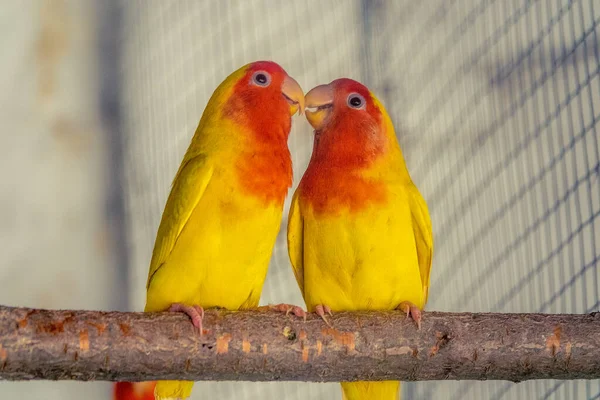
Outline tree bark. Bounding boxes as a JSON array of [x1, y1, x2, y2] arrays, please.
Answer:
[[0, 305, 599, 382]]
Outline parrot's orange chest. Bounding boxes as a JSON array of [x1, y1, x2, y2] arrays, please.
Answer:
[[222, 101, 293, 206], [299, 118, 391, 215], [298, 163, 388, 215], [235, 140, 292, 206]]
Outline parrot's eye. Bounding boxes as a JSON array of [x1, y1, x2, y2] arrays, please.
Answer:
[[347, 93, 366, 110], [252, 71, 271, 87]]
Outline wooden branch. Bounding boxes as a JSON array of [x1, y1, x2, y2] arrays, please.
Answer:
[[1, 305, 599, 383]]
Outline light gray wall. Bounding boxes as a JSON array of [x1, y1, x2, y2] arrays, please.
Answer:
[[0, 1, 120, 399]]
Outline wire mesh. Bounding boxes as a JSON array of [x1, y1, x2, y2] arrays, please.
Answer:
[[119, 1, 600, 399]]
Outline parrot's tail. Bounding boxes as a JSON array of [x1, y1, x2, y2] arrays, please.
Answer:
[[153, 380, 194, 400], [341, 381, 400, 400], [113, 382, 156, 400]]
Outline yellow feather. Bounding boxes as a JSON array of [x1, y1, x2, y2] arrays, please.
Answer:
[[406, 183, 433, 305], [292, 180, 427, 313], [342, 381, 401, 400], [287, 189, 305, 299]]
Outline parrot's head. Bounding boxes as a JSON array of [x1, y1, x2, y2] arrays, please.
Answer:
[[219, 61, 304, 141], [304, 78, 395, 166]]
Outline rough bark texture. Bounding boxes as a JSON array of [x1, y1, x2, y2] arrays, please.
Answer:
[[1, 305, 599, 382]]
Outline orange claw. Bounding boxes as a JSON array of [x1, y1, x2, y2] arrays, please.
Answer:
[[397, 301, 422, 330], [314, 304, 333, 327]]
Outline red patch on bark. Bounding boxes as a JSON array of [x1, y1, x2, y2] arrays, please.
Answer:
[[119, 323, 131, 336], [217, 333, 233, 354], [36, 320, 64, 335], [86, 321, 106, 335], [79, 329, 89, 352]]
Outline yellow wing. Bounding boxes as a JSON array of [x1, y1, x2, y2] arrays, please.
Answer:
[[407, 183, 433, 305], [146, 155, 213, 288], [286, 189, 305, 299]]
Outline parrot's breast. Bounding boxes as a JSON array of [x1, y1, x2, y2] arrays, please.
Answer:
[[299, 187, 424, 312], [145, 166, 286, 312], [236, 144, 292, 206], [298, 165, 388, 215]]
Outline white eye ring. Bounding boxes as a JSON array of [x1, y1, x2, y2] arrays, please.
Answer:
[[347, 93, 366, 109], [251, 71, 272, 87]]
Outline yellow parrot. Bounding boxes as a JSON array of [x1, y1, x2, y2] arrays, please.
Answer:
[[287, 78, 433, 400], [144, 61, 304, 400]]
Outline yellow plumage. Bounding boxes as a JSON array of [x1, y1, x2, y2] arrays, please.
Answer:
[[144, 61, 303, 400], [288, 79, 433, 400], [288, 178, 430, 312], [145, 152, 284, 312]]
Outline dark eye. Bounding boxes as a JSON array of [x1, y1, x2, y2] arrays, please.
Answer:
[[347, 93, 366, 109], [252, 71, 271, 87]]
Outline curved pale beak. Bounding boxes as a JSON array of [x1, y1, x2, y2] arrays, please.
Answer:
[[305, 84, 334, 130], [282, 75, 305, 116]]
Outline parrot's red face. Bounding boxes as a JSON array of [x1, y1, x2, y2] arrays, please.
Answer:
[[221, 61, 303, 205], [299, 79, 391, 214], [224, 61, 304, 142], [304, 78, 386, 168]]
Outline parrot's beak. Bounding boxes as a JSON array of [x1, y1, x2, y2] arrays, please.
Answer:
[[282, 75, 305, 116], [305, 84, 334, 130]]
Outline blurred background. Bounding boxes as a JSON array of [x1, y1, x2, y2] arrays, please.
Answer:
[[0, 0, 598, 399]]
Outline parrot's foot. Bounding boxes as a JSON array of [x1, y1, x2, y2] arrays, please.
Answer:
[[169, 303, 204, 334], [314, 304, 333, 327], [266, 303, 307, 320], [397, 301, 422, 330]]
